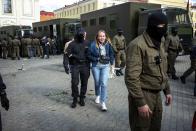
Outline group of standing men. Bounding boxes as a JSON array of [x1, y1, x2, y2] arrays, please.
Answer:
[[0, 35, 58, 60]]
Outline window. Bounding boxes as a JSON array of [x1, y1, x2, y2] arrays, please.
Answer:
[[64, 11, 66, 16], [77, 8, 79, 14], [99, 17, 106, 25], [80, 7, 82, 13], [109, 14, 118, 30], [84, 6, 86, 12], [38, 27, 42, 32], [44, 26, 48, 31], [82, 20, 88, 27], [104, 3, 107, 8], [88, 4, 90, 11], [90, 19, 96, 26], [93, 3, 95, 10], [67, 11, 69, 16], [3, 0, 12, 13], [33, 27, 37, 32]]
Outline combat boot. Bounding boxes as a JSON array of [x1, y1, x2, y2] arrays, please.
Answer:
[[172, 75, 179, 80], [79, 97, 85, 106], [119, 69, 124, 76], [180, 76, 186, 84], [71, 97, 77, 108], [116, 70, 121, 76]]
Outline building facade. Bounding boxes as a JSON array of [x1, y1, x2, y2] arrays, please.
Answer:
[[147, 0, 187, 8], [54, 0, 128, 19], [0, 0, 40, 27], [40, 10, 54, 22]]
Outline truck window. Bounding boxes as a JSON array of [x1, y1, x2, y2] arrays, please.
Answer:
[[99, 17, 106, 25], [90, 18, 96, 26], [109, 14, 118, 30], [164, 10, 190, 24], [82, 20, 88, 27], [33, 27, 37, 32]]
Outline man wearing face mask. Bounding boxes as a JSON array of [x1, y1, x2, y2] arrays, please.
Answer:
[[165, 27, 183, 80], [125, 12, 172, 131], [67, 28, 90, 108], [112, 28, 126, 76]]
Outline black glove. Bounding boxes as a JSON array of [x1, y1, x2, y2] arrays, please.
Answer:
[[1, 93, 9, 111], [64, 66, 69, 74]]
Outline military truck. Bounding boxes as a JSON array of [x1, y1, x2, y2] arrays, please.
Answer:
[[0, 25, 33, 40], [81, 2, 193, 53], [32, 18, 80, 53]]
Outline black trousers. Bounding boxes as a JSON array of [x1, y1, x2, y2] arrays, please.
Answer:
[[71, 64, 90, 98], [0, 112, 2, 131]]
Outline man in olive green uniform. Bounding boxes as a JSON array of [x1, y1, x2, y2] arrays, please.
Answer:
[[165, 27, 183, 80], [32, 37, 41, 57], [180, 45, 196, 84], [12, 36, 21, 60], [125, 12, 172, 131], [112, 28, 126, 76], [7, 36, 13, 57], [21, 37, 26, 57], [1, 38, 8, 59], [25, 37, 32, 58]]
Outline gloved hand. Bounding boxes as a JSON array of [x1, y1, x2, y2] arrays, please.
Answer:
[[1, 93, 9, 111], [64, 66, 70, 74]]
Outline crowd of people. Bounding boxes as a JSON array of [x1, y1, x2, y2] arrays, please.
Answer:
[[0, 35, 59, 60]]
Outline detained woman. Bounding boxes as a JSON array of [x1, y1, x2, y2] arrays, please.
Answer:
[[88, 30, 114, 111]]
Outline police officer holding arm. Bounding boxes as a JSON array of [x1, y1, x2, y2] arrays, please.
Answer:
[[67, 28, 90, 108], [125, 12, 172, 131]]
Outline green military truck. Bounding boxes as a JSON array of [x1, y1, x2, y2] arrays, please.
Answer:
[[81, 2, 193, 53], [0, 25, 33, 40], [32, 18, 80, 53]]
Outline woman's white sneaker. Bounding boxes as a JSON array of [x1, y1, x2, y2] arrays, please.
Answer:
[[95, 96, 100, 104], [101, 102, 107, 111]]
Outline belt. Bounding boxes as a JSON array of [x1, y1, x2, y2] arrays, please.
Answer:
[[168, 48, 177, 52], [117, 48, 125, 51], [142, 88, 161, 93]]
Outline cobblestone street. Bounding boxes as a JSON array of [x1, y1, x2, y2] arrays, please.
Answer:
[[0, 55, 195, 131]]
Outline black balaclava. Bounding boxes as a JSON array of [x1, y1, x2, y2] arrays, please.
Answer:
[[75, 28, 85, 43], [146, 12, 168, 42], [171, 27, 178, 36]]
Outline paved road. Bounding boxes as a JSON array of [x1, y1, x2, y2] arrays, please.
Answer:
[[0, 55, 195, 131]]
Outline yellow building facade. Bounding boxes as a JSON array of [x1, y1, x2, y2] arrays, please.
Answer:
[[148, 0, 187, 8], [54, 0, 127, 19]]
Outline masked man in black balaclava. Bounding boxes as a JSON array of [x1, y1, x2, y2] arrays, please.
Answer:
[[125, 12, 172, 131], [67, 28, 90, 108], [165, 26, 183, 79]]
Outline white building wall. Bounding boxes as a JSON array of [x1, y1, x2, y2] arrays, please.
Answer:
[[0, 0, 40, 27]]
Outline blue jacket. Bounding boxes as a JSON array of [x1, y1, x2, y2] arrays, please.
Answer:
[[87, 41, 114, 67]]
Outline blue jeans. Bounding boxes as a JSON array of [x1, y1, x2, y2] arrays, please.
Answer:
[[92, 64, 109, 103]]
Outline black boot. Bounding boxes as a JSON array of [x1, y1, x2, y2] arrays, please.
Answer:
[[79, 97, 85, 106], [119, 69, 124, 76], [172, 75, 179, 80], [71, 97, 77, 108], [180, 76, 186, 84], [116, 70, 121, 76]]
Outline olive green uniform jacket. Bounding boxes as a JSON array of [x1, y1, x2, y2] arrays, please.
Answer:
[[125, 31, 171, 108]]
